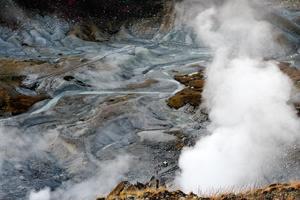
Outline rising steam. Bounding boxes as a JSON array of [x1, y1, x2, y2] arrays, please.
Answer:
[[50, 154, 133, 200], [0, 126, 133, 200], [176, 0, 300, 193]]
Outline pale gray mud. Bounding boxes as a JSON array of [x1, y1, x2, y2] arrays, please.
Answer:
[[0, 1, 299, 199]]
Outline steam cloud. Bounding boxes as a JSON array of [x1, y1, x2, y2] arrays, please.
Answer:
[[51, 154, 134, 200], [0, 126, 132, 200], [28, 149, 133, 200], [29, 188, 51, 200], [176, 0, 300, 193]]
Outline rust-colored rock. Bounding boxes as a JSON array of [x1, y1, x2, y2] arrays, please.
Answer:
[[168, 88, 202, 109], [8, 94, 48, 115], [168, 69, 205, 109], [0, 58, 57, 116], [0, 89, 49, 117], [278, 61, 300, 87], [174, 71, 204, 87]]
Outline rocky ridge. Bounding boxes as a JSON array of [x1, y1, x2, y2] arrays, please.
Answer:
[[98, 181, 300, 200]]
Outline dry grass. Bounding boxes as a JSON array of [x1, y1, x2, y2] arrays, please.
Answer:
[[104, 182, 300, 200], [106, 187, 168, 200]]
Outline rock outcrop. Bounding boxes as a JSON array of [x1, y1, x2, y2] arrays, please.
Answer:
[[0, 58, 50, 116], [0, 57, 90, 116], [167, 68, 205, 109], [101, 181, 300, 200]]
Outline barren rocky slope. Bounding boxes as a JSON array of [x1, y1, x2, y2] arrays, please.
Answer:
[[0, 0, 299, 200]]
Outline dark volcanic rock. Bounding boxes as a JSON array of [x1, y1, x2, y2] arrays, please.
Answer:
[[15, 0, 164, 20], [0, 0, 178, 36], [12, 0, 175, 35], [0, 158, 68, 200], [0, 0, 22, 28]]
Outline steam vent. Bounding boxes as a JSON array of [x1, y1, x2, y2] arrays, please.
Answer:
[[0, 0, 300, 199]]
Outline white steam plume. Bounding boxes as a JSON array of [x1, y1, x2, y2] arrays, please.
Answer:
[[50, 154, 134, 200], [29, 188, 51, 200], [0, 125, 133, 200], [25, 154, 133, 200], [176, 0, 300, 193]]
